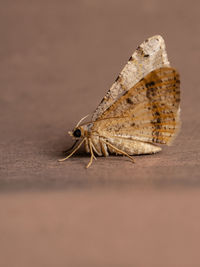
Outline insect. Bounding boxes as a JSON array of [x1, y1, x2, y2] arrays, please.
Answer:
[[59, 35, 181, 168]]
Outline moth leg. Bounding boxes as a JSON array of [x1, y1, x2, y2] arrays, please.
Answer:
[[100, 138, 109, 156], [84, 138, 90, 153], [102, 140, 134, 163], [58, 138, 86, 162], [86, 139, 99, 158], [90, 141, 97, 160], [86, 139, 96, 168], [63, 140, 79, 153]]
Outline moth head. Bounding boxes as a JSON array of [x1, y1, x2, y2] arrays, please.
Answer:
[[68, 127, 83, 139]]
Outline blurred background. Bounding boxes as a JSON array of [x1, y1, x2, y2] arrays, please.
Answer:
[[0, 0, 200, 266]]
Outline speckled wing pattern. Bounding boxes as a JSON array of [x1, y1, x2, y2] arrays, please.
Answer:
[[92, 67, 180, 145], [92, 35, 170, 121]]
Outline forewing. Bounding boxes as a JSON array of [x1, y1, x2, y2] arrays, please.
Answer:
[[92, 35, 170, 121], [92, 67, 180, 145]]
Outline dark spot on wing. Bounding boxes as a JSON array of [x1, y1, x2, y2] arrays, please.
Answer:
[[146, 84, 158, 100], [115, 75, 120, 82], [126, 97, 133, 104], [155, 125, 161, 129], [146, 81, 155, 88]]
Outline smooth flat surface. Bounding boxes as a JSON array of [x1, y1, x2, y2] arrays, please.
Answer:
[[0, 0, 200, 266]]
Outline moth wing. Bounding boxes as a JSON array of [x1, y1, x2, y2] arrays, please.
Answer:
[[92, 35, 170, 121], [92, 67, 180, 145]]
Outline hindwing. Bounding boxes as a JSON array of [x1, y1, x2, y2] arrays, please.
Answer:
[[92, 67, 180, 145]]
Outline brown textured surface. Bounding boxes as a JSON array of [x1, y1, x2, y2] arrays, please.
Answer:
[[0, 0, 200, 266]]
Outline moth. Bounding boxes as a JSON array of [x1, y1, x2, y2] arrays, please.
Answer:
[[59, 35, 181, 168]]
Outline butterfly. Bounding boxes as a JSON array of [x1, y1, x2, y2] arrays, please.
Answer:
[[59, 35, 181, 168]]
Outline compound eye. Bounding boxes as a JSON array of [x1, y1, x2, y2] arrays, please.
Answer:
[[73, 128, 81, 138]]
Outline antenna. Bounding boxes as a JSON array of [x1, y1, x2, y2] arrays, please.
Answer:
[[76, 114, 89, 127]]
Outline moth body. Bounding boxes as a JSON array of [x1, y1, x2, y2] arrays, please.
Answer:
[[68, 120, 161, 167]]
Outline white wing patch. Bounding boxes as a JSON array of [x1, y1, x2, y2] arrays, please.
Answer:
[[92, 35, 170, 121]]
